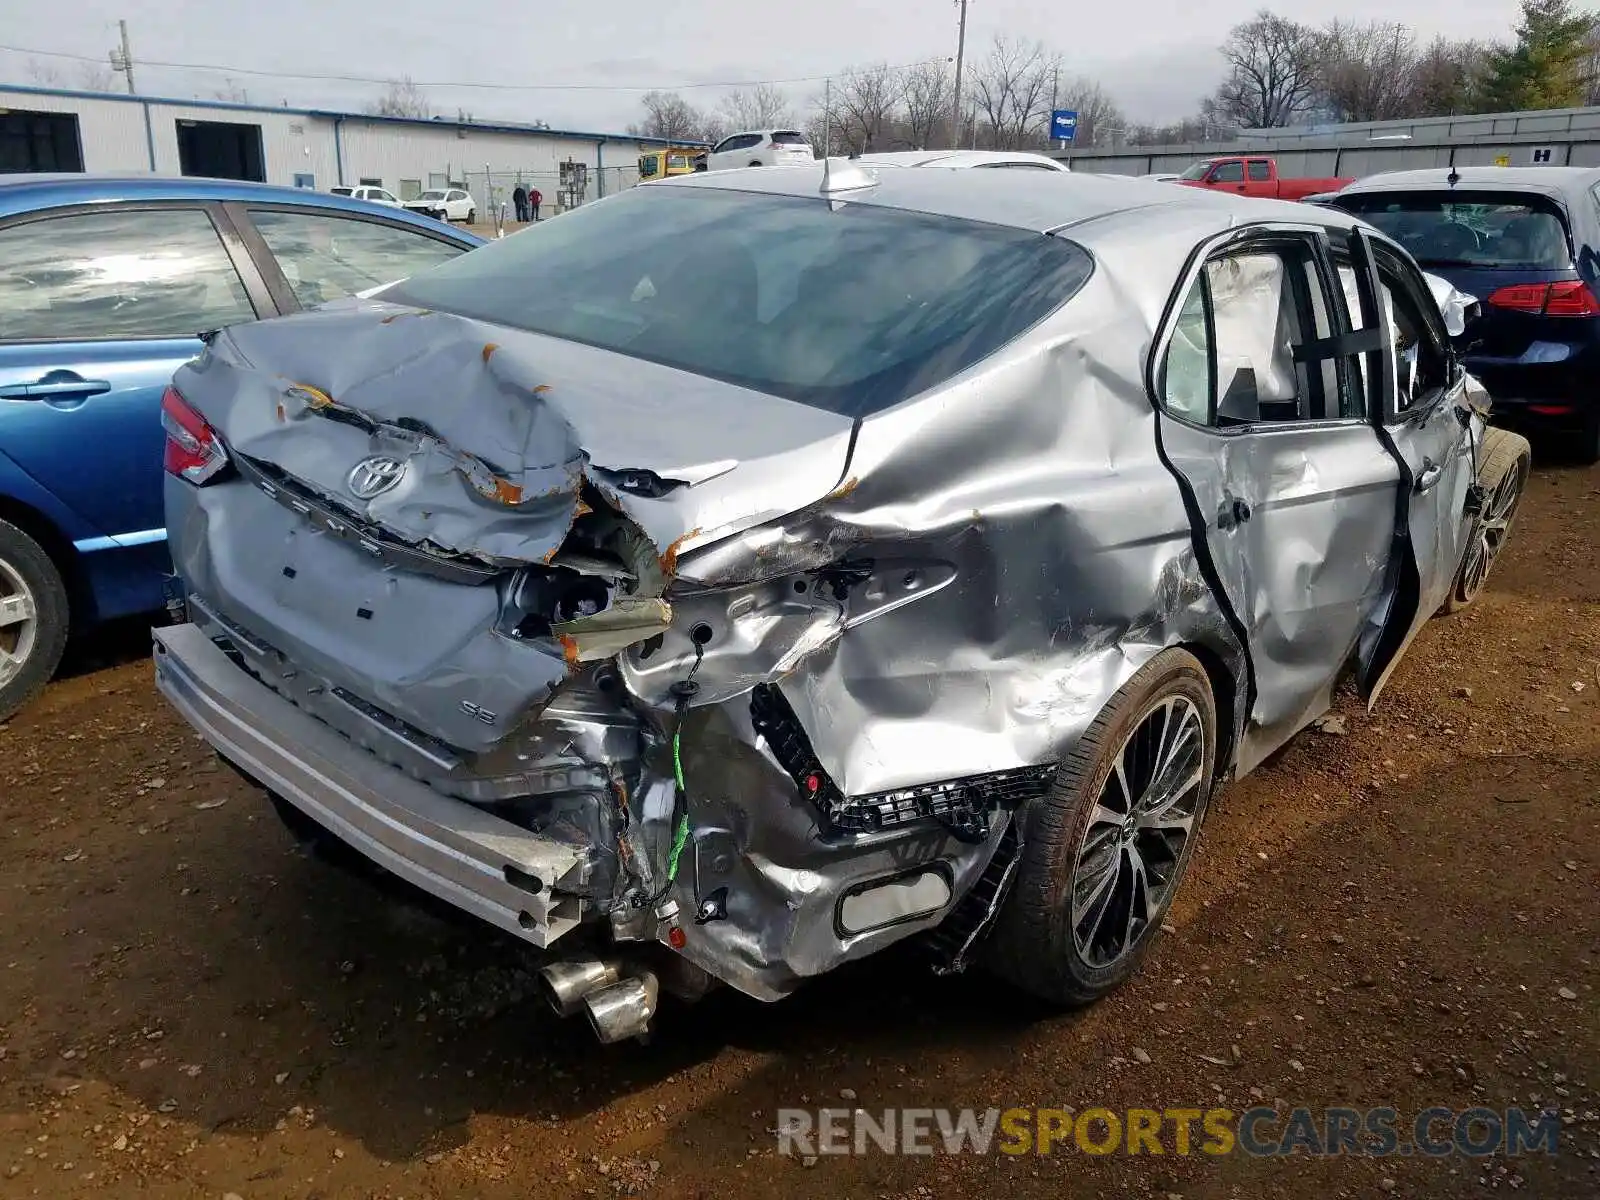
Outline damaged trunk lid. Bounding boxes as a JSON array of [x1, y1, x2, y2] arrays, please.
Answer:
[[170, 302, 856, 752]]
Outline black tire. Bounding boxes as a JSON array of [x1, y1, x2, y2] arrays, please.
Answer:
[[0, 518, 71, 722], [1440, 427, 1533, 615], [985, 649, 1218, 1006], [465, 208, 476, 224], [748, 160, 763, 167]]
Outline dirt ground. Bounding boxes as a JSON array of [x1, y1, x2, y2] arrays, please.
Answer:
[[1, 458, 1597, 1200]]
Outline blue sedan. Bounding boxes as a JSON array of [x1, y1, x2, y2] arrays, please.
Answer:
[[0, 175, 484, 717]]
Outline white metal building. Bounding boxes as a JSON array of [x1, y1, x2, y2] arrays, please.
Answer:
[[0, 82, 685, 211]]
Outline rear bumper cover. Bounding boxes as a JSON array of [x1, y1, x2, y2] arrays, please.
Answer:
[[152, 622, 588, 948]]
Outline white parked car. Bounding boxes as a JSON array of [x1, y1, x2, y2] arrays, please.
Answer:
[[330, 185, 403, 207], [858, 149, 1069, 172], [403, 188, 477, 224], [704, 129, 814, 171]]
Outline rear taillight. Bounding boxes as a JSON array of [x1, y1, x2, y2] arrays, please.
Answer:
[[161, 386, 229, 485], [1485, 280, 1600, 316]]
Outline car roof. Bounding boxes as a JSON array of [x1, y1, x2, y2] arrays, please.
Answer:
[[858, 149, 1069, 171], [655, 158, 1359, 242], [0, 173, 485, 242], [1339, 166, 1600, 200]]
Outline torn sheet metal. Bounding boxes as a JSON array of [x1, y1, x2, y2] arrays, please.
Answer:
[[158, 176, 1486, 1007]]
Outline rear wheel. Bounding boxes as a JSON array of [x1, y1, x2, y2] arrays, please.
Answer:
[[0, 519, 70, 721], [1441, 427, 1532, 614], [465, 208, 476, 224], [986, 649, 1217, 1006]]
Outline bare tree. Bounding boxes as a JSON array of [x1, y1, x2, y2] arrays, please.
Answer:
[[830, 63, 899, 154], [77, 62, 116, 91], [1318, 20, 1422, 122], [718, 83, 794, 132], [629, 90, 709, 143], [1207, 11, 1324, 128], [26, 58, 62, 86], [1126, 117, 1222, 146], [899, 60, 952, 149], [366, 77, 430, 119], [211, 76, 250, 104], [969, 35, 1060, 149], [1053, 76, 1126, 149]]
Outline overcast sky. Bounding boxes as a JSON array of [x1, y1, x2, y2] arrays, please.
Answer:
[[0, 0, 1526, 133]]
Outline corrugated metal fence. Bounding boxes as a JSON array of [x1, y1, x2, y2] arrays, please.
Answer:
[[1064, 105, 1600, 178]]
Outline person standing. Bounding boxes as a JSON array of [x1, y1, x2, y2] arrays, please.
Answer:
[[530, 186, 542, 221], [512, 184, 528, 223]]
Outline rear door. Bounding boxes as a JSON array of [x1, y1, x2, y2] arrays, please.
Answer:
[[0, 203, 270, 540], [1244, 159, 1275, 198], [1339, 228, 1479, 706], [1152, 226, 1402, 772]]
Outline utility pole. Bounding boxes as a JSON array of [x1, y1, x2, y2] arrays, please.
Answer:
[[950, 0, 968, 150], [109, 19, 136, 94]]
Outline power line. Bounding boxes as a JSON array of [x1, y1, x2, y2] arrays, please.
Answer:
[[0, 40, 945, 94]]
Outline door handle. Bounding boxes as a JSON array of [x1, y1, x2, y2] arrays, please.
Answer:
[[28, 378, 112, 398], [0, 384, 32, 399], [1415, 460, 1442, 493]]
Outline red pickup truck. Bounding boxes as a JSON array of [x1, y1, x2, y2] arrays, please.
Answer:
[[1175, 156, 1353, 201]]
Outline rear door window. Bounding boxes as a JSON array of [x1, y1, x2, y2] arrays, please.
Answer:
[[1247, 160, 1272, 181], [0, 206, 256, 341], [1336, 191, 1572, 269]]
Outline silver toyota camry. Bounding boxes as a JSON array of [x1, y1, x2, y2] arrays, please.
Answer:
[[152, 159, 1529, 1044]]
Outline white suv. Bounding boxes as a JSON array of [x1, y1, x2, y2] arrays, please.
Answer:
[[704, 129, 814, 171], [402, 188, 477, 224], [331, 185, 403, 206]]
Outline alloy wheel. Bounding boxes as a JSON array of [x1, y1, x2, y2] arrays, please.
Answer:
[[0, 555, 39, 689], [1070, 695, 1207, 968], [1458, 454, 1529, 604]]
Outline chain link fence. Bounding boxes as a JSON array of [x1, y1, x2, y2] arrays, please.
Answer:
[[417, 164, 643, 231]]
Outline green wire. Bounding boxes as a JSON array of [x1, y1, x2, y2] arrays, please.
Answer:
[[665, 727, 690, 883]]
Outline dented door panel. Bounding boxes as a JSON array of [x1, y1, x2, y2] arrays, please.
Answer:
[[1160, 418, 1399, 771]]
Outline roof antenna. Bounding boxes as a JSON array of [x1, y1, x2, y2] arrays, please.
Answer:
[[819, 155, 878, 199], [1447, 166, 1461, 188]]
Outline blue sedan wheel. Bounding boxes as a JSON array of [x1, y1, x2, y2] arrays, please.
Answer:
[[0, 519, 70, 721]]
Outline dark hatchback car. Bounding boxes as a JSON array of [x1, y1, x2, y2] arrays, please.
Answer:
[[1331, 166, 1600, 462], [0, 175, 482, 718]]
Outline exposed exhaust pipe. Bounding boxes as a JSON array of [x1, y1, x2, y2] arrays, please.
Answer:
[[583, 968, 659, 1044], [539, 956, 623, 1017]]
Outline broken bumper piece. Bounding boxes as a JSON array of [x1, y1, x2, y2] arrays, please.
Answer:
[[152, 622, 588, 948]]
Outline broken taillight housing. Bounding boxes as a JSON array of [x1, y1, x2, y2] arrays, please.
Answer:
[[1485, 280, 1600, 316], [161, 387, 230, 485]]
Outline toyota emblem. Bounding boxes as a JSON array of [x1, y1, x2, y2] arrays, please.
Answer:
[[346, 456, 406, 500]]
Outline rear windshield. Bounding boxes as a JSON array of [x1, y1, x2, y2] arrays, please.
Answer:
[[387, 185, 1094, 417], [771, 131, 810, 146], [1336, 190, 1572, 269]]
